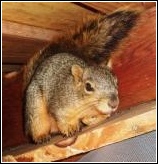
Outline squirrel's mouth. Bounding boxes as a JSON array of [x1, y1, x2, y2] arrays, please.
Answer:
[[95, 100, 119, 115]]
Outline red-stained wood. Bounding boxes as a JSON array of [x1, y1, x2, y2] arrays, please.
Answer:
[[79, 2, 156, 13], [113, 7, 156, 110], [3, 64, 22, 72], [2, 6, 156, 161], [2, 73, 28, 149], [2, 34, 49, 64]]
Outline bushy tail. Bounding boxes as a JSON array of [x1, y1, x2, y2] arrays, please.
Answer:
[[24, 9, 140, 89]]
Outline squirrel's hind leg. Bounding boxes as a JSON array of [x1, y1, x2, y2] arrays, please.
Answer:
[[25, 83, 56, 143]]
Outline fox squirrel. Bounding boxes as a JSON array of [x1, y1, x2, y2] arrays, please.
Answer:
[[23, 9, 140, 145]]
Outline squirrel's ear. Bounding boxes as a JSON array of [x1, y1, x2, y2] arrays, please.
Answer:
[[71, 65, 83, 84], [100, 58, 113, 69], [107, 59, 113, 68]]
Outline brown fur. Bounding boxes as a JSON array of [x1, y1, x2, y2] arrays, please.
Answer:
[[23, 9, 140, 90], [23, 9, 141, 144]]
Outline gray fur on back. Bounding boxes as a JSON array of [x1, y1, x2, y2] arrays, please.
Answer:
[[31, 53, 87, 113]]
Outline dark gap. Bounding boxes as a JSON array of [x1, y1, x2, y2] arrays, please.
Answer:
[[72, 2, 103, 14]]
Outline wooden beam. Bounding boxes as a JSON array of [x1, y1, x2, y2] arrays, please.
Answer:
[[2, 21, 57, 68], [2, 100, 156, 162], [2, 74, 26, 149], [2, 64, 22, 72], [2, 20, 61, 41], [2, 2, 94, 66], [2, 2, 94, 31], [2, 34, 48, 64], [79, 2, 156, 13], [113, 7, 156, 109]]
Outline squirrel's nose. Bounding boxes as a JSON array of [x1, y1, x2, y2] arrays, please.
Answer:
[[108, 94, 119, 110]]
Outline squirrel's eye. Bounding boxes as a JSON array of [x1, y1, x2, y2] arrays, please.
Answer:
[[85, 82, 94, 92]]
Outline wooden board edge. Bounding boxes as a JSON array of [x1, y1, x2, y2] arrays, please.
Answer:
[[2, 100, 156, 162], [2, 20, 61, 42]]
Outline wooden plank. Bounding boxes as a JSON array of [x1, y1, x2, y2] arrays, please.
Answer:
[[2, 34, 48, 64], [2, 21, 61, 68], [2, 100, 156, 156], [141, 2, 156, 9], [2, 101, 156, 162], [113, 7, 156, 109], [2, 64, 22, 72], [2, 2, 94, 31], [2, 20, 61, 41], [80, 2, 156, 13], [2, 74, 27, 149]]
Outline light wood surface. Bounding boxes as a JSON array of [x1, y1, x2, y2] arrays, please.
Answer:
[[2, 2, 94, 71], [3, 101, 156, 161], [80, 2, 156, 13], [2, 2, 94, 31], [2, 20, 61, 41]]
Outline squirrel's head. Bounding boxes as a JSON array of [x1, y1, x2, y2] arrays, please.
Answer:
[[71, 64, 119, 116]]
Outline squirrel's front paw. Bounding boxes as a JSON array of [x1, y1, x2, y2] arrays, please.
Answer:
[[58, 121, 81, 137], [33, 134, 52, 144], [81, 114, 109, 126]]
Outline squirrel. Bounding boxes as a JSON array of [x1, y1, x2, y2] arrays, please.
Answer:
[[23, 9, 140, 145]]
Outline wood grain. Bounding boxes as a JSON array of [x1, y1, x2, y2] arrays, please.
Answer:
[[2, 2, 94, 31], [2, 20, 61, 41], [3, 64, 22, 72], [80, 2, 156, 13], [2, 74, 28, 149], [113, 7, 156, 110], [2, 101, 156, 161], [2, 22, 60, 69], [2, 34, 48, 64]]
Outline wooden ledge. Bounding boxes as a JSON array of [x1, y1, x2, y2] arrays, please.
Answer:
[[3, 100, 156, 162]]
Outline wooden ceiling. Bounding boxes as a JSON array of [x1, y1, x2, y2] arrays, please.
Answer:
[[2, 2, 156, 72]]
